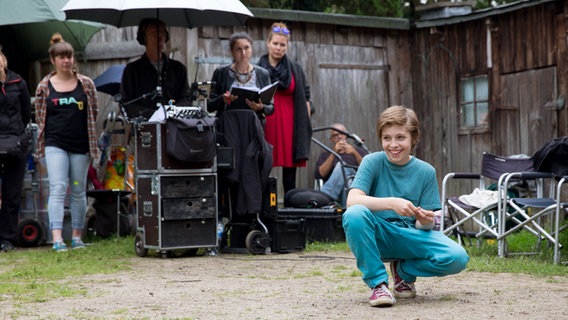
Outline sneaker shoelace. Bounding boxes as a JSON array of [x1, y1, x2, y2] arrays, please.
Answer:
[[392, 267, 415, 293], [373, 284, 394, 299], [394, 279, 415, 292]]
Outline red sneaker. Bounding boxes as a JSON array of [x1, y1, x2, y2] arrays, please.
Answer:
[[390, 261, 416, 298], [369, 283, 396, 307]]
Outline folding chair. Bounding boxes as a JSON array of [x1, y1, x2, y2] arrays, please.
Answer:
[[529, 136, 568, 264], [441, 152, 533, 246], [498, 171, 567, 264], [553, 176, 568, 264]]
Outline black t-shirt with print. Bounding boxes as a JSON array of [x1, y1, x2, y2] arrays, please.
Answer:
[[45, 80, 89, 154]]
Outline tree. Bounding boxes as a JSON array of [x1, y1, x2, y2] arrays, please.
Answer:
[[242, 0, 410, 17], [241, 0, 524, 18]]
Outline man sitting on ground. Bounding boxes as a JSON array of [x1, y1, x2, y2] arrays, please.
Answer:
[[314, 123, 368, 206]]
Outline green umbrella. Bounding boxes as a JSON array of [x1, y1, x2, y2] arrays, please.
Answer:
[[0, 0, 105, 63]]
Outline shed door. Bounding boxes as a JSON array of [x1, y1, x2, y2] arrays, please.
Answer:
[[498, 67, 558, 156]]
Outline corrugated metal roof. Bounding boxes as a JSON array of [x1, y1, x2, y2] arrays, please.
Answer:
[[414, 0, 558, 28]]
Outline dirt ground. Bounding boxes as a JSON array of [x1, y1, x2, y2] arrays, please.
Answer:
[[1, 250, 567, 320]]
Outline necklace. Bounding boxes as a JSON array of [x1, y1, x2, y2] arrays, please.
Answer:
[[236, 71, 252, 85], [233, 63, 253, 85]]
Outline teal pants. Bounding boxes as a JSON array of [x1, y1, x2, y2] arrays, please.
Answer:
[[343, 204, 469, 289]]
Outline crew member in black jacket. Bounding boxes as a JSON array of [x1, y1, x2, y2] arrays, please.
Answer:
[[0, 49, 31, 252], [120, 18, 191, 120]]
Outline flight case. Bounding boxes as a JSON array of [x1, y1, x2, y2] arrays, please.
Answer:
[[276, 207, 345, 243], [133, 122, 218, 257]]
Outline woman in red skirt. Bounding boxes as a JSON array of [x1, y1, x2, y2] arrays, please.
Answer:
[[258, 22, 312, 194]]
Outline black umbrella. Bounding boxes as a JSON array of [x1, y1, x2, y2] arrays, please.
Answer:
[[93, 64, 126, 96]]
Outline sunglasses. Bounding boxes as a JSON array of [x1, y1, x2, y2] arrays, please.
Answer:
[[272, 26, 290, 35]]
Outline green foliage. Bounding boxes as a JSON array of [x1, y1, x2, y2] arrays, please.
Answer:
[[306, 228, 568, 277], [461, 228, 568, 275], [243, 0, 411, 18], [474, 0, 520, 10], [242, 0, 525, 18], [305, 240, 351, 252], [241, 0, 271, 8], [474, 0, 493, 9]]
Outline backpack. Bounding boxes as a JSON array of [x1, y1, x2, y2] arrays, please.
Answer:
[[533, 136, 568, 176], [91, 198, 133, 237], [284, 188, 336, 208]]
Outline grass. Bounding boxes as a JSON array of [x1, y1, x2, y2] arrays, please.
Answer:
[[457, 229, 568, 276], [0, 228, 566, 307], [0, 236, 134, 303], [305, 229, 568, 276]]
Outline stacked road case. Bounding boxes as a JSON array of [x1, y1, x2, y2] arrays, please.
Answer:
[[133, 122, 217, 257]]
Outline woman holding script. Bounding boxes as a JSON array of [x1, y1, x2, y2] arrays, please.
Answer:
[[209, 32, 274, 218], [209, 32, 274, 125]]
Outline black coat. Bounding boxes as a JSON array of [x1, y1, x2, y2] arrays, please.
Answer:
[[288, 59, 312, 162], [0, 69, 31, 243], [0, 69, 31, 137], [0, 69, 31, 160], [218, 109, 273, 214]]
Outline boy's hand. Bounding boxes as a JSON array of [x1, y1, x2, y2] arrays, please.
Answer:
[[391, 198, 418, 217], [415, 208, 435, 230]]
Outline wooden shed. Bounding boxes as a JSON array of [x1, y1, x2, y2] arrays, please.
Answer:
[[410, 0, 568, 193]]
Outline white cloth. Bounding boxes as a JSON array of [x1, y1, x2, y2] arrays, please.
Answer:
[[148, 108, 167, 123], [458, 188, 499, 208]]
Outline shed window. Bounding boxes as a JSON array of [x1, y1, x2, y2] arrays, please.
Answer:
[[460, 76, 488, 128]]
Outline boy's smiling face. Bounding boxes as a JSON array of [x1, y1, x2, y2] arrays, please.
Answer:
[[381, 124, 413, 166]]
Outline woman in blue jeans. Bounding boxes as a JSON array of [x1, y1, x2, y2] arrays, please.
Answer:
[[35, 33, 99, 252], [342, 106, 469, 307]]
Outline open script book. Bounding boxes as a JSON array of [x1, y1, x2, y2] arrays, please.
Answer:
[[229, 81, 279, 106]]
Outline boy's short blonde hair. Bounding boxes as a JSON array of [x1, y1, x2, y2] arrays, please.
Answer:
[[376, 105, 421, 150]]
